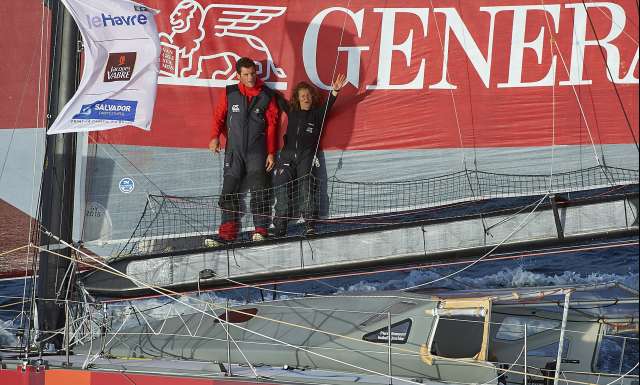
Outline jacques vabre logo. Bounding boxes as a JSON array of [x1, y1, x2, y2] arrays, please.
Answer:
[[104, 52, 137, 82]]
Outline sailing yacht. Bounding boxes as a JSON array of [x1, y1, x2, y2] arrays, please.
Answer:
[[0, 0, 637, 384]]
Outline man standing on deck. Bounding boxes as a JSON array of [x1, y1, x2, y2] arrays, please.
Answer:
[[208, 57, 278, 244]]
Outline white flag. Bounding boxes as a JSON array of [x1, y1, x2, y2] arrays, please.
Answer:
[[48, 0, 160, 135]]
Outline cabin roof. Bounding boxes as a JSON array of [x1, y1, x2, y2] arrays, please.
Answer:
[[415, 282, 638, 319]]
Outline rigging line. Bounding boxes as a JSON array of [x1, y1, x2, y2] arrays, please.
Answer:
[[123, 169, 634, 241], [78, 321, 529, 385], [82, 305, 114, 369], [402, 192, 550, 291], [23, 0, 51, 338], [539, 1, 576, 189], [586, 76, 609, 165], [124, 302, 260, 378], [428, 0, 468, 171], [86, 137, 218, 241], [104, 238, 639, 305], [482, 196, 545, 232], [551, 33, 605, 170], [421, 226, 479, 290], [0, 245, 30, 258], [87, 135, 165, 195], [594, 6, 638, 47], [569, 6, 616, 167], [228, 304, 629, 339], [580, 0, 639, 152], [310, 0, 352, 175], [541, 4, 563, 197], [0, 15, 45, 183], [539, 2, 608, 173], [84, 146, 214, 256], [457, 0, 481, 179], [32, 244, 443, 377], [80, 329, 601, 385], [75, 306, 606, 385], [492, 310, 637, 327], [80, 134, 100, 244], [176, 193, 511, 230], [77, 328, 596, 385], [0, 131, 16, 185], [84, 242, 637, 303], [215, 176, 575, 226], [45, 0, 62, 123], [604, 363, 639, 385], [23, 0, 63, 357], [0, 301, 26, 310], [37, 240, 521, 371], [482, 345, 527, 385]]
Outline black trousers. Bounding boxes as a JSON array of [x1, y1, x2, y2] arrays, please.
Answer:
[[272, 152, 317, 230], [218, 150, 270, 230]]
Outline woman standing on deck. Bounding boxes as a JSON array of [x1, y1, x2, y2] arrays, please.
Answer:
[[272, 74, 347, 236]]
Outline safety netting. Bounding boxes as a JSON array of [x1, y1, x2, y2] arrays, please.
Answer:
[[116, 166, 638, 258]]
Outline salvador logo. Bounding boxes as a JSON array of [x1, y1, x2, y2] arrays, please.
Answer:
[[104, 52, 137, 82], [158, 1, 287, 89], [72, 99, 138, 122]]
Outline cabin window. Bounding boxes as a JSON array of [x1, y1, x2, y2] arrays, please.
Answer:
[[528, 339, 569, 358], [362, 319, 412, 344], [431, 316, 484, 358], [594, 327, 639, 375], [495, 316, 561, 341]]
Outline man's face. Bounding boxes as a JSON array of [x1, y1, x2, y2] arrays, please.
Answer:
[[237, 66, 257, 88]]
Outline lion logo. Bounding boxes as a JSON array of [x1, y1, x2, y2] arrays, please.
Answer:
[[159, 1, 287, 84]]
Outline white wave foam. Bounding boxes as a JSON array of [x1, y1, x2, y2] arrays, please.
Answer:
[[0, 319, 17, 346], [455, 267, 639, 290], [336, 267, 638, 293]]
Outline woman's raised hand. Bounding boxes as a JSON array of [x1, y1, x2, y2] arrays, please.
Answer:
[[332, 73, 347, 93]]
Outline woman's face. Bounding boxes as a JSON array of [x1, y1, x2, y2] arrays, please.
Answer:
[[298, 88, 313, 110]]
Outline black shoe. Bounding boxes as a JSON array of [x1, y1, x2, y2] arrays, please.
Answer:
[[272, 226, 287, 237], [303, 223, 315, 236]]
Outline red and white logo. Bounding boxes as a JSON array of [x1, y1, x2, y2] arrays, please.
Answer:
[[158, 1, 287, 89]]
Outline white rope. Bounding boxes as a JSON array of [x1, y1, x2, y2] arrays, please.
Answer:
[[104, 237, 638, 307], [482, 344, 527, 385], [540, 6, 558, 193], [4, 289, 631, 343], [402, 192, 549, 291], [29, 241, 457, 368], [427, 0, 468, 171], [311, 0, 353, 176], [603, 363, 639, 385], [593, 6, 638, 45], [29, 233, 636, 385], [33, 241, 433, 380], [82, 304, 102, 369], [539, 2, 603, 171]]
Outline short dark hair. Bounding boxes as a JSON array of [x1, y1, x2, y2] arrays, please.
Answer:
[[236, 57, 256, 73]]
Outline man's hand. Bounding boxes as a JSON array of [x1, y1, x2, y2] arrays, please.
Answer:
[[209, 138, 220, 154], [265, 154, 275, 172]]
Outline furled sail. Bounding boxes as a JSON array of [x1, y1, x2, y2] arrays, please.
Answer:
[[76, 0, 639, 253], [77, 1, 638, 294], [1, 0, 638, 282]]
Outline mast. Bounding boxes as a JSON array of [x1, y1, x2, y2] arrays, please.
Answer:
[[35, 0, 80, 351]]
